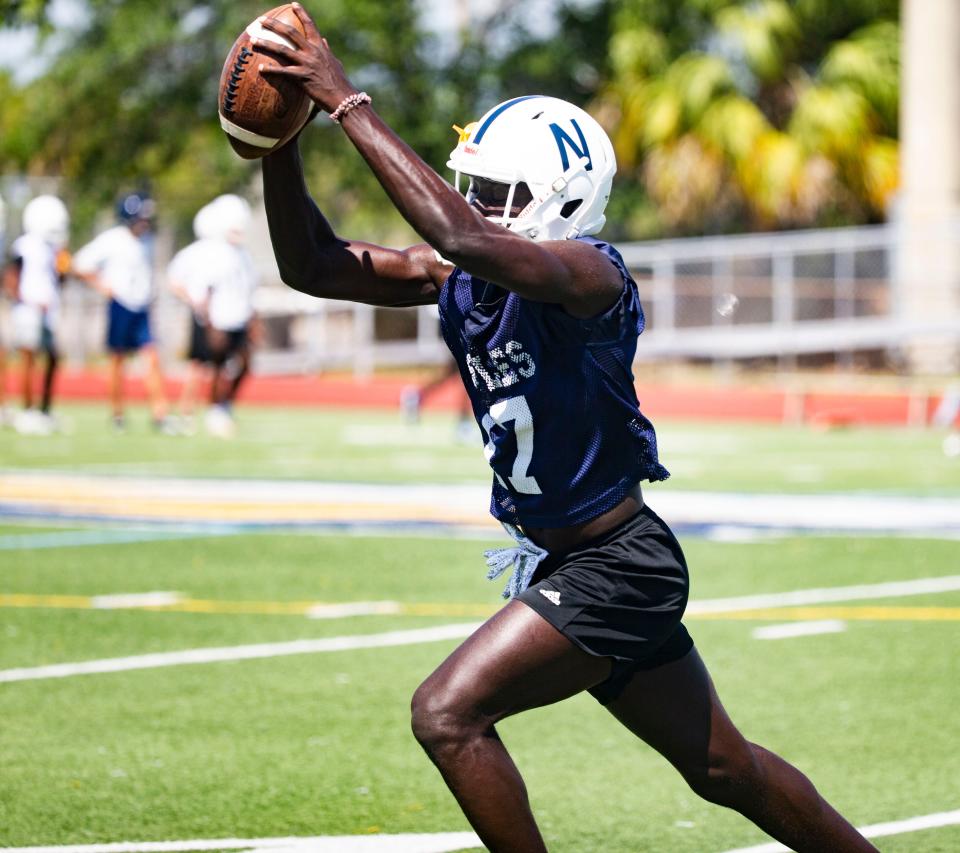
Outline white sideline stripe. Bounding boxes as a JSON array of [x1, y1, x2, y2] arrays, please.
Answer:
[[687, 575, 960, 615], [720, 807, 960, 852], [0, 623, 481, 684], [0, 831, 483, 853], [91, 592, 182, 610], [306, 600, 402, 619], [751, 620, 847, 640]]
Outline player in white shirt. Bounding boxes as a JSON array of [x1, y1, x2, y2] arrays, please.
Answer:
[[168, 199, 221, 433], [2, 195, 70, 434], [167, 194, 257, 438], [72, 192, 173, 432]]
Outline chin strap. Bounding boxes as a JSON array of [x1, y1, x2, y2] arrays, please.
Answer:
[[484, 522, 550, 599]]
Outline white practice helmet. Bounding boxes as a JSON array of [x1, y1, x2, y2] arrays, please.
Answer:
[[194, 194, 251, 245], [23, 194, 70, 249], [193, 200, 220, 240], [447, 95, 617, 242]]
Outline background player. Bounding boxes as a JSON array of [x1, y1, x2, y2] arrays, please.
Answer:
[[399, 355, 474, 441], [252, 7, 878, 852], [167, 194, 258, 438], [72, 192, 174, 432], [168, 199, 219, 434], [2, 195, 70, 435]]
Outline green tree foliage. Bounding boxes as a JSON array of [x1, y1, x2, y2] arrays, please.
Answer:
[[0, 0, 902, 241], [598, 0, 901, 235], [0, 0, 484, 241]]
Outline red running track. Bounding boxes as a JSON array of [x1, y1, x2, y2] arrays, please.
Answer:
[[2, 368, 947, 426]]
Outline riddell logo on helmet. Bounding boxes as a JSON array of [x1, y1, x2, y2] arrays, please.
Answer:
[[515, 196, 545, 220], [462, 145, 479, 155]]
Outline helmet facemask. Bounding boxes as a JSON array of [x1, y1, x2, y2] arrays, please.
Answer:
[[464, 176, 533, 227]]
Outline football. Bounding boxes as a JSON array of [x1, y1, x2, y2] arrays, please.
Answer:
[[218, 4, 313, 159]]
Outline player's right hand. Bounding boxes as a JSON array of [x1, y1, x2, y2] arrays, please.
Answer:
[[254, 3, 359, 118]]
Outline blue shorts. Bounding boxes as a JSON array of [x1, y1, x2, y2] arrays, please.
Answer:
[[107, 300, 153, 353]]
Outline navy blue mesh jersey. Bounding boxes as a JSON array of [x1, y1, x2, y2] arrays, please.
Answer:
[[437, 236, 669, 528]]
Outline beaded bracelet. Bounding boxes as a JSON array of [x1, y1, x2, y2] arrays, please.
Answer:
[[329, 91, 372, 123]]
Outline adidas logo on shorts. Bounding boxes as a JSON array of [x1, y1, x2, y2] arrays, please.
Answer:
[[539, 589, 561, 606]]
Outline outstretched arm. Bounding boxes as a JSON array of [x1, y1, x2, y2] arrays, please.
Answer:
[[256, 4, 622, 318], [262, 140, 448, 307]]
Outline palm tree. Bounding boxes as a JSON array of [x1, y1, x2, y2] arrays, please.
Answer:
[[597, 0, 900, 235]]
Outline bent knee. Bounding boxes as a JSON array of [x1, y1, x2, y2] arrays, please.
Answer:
[[684, 741, 764, 807], [410, 679, 487, 751]]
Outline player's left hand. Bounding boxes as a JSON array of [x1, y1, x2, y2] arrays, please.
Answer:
[[254, 3, 358, 116]]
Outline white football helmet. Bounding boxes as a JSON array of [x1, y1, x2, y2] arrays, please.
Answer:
[[194, 194, 251, 245], [23, 194, 70, 249], [447, 95, 616, 242], [193, 200, 220, 241]]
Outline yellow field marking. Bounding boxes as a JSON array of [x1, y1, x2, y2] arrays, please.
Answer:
[[0, 594, 498, 618], [0, 480, 489, 525], [696, 606, 960, 622], [1, 594, 959, 622], [0, 498, 488, 524], [0, 593, 93, 608]]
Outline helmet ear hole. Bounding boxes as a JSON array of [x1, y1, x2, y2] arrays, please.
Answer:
[[560, 199, 583, 219]]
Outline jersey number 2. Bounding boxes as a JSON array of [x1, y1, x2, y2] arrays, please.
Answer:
[[482, 396, 542, 495]]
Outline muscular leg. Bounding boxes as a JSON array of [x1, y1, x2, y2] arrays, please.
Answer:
[[606, 648, 878, 852], [411, 600, 612, 853]]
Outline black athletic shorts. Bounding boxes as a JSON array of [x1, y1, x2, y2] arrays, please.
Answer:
[[189, 319, 249, 366], [207, 326, 249, 366], [187, 317, 211, 364], [517, 504, 694, 705]]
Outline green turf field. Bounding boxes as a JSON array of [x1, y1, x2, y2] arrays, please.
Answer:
[[1, 403, 958, 851], [0, 401, 957, 494]]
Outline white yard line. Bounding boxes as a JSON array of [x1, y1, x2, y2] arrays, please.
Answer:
[[91, 592, 183, 610], [4, 574, 960, 683], [751, 620, 847, 640], [720, 807, 960, 852], [306, 601, 403, 619], [687, 575, 960, 615], [0, 623, 481, 684], [0, 832, 483, 853]]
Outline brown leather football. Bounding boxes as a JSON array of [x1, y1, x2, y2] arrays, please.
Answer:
[[218, 4, 313, 159]]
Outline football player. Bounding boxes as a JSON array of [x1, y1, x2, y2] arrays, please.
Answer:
[[253, 7, 878, 851], [73, 192, 174, 433], [3, 195, 69, 434], [167, 194, 258, 438]]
